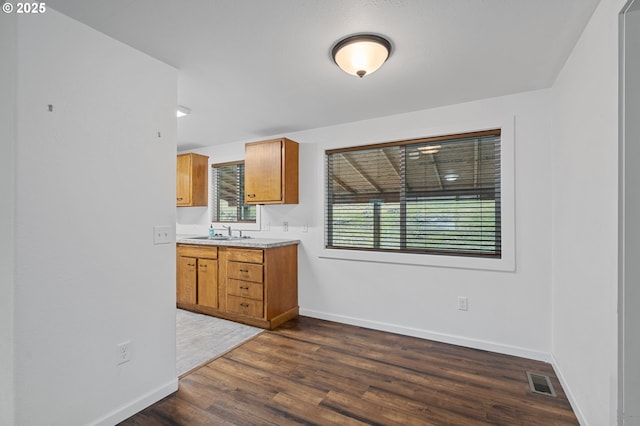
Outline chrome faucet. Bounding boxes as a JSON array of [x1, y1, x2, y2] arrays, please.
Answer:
[[222, 225, 232, 237]]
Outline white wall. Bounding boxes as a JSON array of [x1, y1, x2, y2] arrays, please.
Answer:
[[14, 10, 178, 426], [179, 88, 555, 360], [0, 13, 17, 426], [551, 0, 625, 424], [621, 4, 640, 424]]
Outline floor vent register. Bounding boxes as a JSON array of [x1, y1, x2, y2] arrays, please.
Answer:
[[526, 371, 556, 397]]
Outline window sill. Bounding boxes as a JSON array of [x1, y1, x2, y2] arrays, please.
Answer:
[[319, 247, 515, 272]]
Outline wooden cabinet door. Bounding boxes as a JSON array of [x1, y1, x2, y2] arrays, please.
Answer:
[[197, 258, 218, 309], [176, 154, 191, 206], [177, 153, 208, 207], [245, 139, 283, 203], [177, 256, 196, 304]]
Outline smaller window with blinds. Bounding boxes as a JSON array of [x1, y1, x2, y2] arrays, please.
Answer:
[[325, 130, 501, 258], [211, 161, 256, 223]]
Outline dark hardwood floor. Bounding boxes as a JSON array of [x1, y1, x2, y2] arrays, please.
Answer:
[[120, 316, 578, 425]]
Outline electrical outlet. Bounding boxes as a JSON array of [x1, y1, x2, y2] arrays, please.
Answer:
[[153, 225, 172, 245], [116, 341, 132, 365], [458, 296, 468, 311], [283, 221, 288, 232], [302, 224, 308, 232]]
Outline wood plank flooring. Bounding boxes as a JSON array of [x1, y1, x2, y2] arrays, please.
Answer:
[[119, 316, 578, 425]]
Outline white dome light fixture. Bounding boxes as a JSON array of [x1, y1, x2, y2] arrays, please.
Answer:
[[331, 34, 392, 78]]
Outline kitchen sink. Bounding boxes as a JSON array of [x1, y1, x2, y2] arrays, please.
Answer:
[[187, 235, 251, 241], [189, 235, 230, 240]]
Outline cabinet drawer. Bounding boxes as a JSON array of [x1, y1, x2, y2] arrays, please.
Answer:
[[227, 279, 263, 301], [227, 261, 263, 283], [177, 244, 218, 259], [226, 248, 263, 263], [227, 295, 263, 318]]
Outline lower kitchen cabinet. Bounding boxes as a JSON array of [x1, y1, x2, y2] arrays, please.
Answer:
[[176, 242, 298, 330], [176, 245, 219, 309], [177, 256, 197, 304], [196, 258, 218, 308]]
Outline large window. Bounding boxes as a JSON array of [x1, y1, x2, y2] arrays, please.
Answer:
[[211, 162, 256, 223], [325, 130, 501, 258]]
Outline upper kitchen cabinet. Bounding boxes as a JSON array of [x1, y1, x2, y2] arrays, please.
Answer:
[[244, 138, 298, 204], [176, 153, 209, 207]]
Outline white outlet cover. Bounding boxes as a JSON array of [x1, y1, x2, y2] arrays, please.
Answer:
[[116, 340, 132, 365]]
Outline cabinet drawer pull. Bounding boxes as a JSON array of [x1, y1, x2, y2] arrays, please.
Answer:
[[177, 197, 183, 201], [199, 264, 207, 268], [239, 269, 249, 273], [240, 303, 249, 308], [187, 263, 195, 267], [239, 286, 249, 290], [247, 194, 256, 198]]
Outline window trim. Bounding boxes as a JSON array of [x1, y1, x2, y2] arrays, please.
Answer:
[[209, 161, 262, 231], [318, 117, 515, 272]]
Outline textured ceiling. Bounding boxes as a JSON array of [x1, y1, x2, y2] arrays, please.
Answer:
[[47, 0, 600, 149]]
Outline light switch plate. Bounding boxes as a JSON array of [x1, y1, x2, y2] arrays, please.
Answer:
[[153, 225, 173, 245]]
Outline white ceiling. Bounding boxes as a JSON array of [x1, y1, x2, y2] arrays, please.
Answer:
[[47, 0, 600, 149]]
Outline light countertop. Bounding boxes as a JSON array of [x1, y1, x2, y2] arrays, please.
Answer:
[[177, 235, 300, 249]]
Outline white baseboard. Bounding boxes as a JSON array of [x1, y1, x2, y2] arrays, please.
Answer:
[[89, 378, 178, 426], [299, 308, 552, 362], [550, 354, 587, 426]]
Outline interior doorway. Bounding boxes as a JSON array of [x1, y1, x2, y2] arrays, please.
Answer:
[[620, 1, 640, 424]]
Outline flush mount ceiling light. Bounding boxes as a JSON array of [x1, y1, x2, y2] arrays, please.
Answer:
[[331, 34, 392, 78], [176, 105, 191, 118]]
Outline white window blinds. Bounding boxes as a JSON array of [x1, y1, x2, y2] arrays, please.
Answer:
[[325, 130, 501, 257]]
